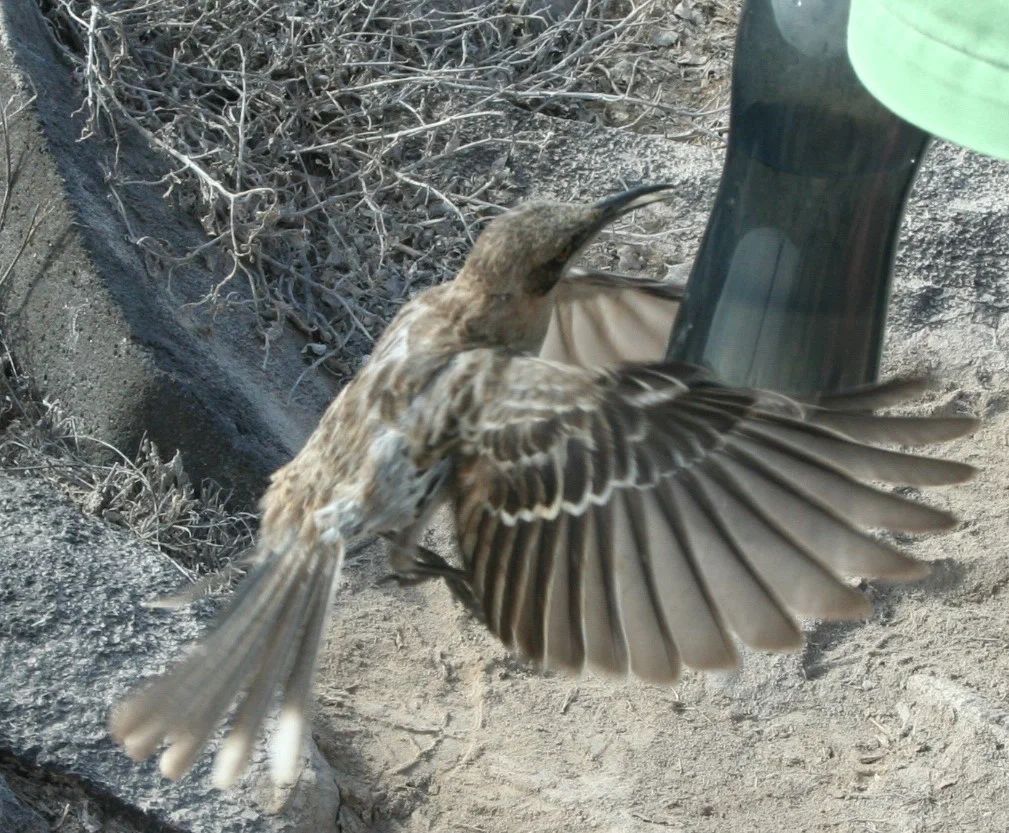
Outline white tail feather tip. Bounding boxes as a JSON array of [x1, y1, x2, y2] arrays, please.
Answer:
[[212, 734, 254, 790], [270, 708, 306, 785]]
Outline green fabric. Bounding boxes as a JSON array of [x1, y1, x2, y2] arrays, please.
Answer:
[[847, 0, 1009, 160]]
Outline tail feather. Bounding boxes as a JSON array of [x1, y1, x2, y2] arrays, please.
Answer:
[[270, 552, 340, 785], [211, 553, 317, 789], [109, 539, 343, 787]]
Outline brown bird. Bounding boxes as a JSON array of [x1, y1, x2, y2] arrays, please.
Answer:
[[110, 184, 977, 789]]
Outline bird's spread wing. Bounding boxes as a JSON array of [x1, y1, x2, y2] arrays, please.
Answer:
[[452, 359, 976, 684], [540, 270, 684, 367]]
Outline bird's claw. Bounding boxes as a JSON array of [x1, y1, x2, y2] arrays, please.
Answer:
[[379, 544, 484, 622], [377, 570, 428, 587]]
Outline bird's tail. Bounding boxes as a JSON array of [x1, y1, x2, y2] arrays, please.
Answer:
[[109, 536, 343, 789]]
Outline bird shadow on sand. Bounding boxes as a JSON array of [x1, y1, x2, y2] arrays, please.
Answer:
[[800, 556, 968, 680]]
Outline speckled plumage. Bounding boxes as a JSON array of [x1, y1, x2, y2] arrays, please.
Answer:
[[110, 185, 978, 789]]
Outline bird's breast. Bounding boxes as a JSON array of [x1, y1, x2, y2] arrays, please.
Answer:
[[323, 428, 449, 539]]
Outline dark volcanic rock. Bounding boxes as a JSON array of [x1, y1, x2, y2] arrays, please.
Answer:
[[0, 473, 340, 832], [0, 774, 47, 833], [0, 2, 337, 507]]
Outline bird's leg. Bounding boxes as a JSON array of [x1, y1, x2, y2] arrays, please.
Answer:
[[384, 535, 461, 583], [380, 532, 483, 621]]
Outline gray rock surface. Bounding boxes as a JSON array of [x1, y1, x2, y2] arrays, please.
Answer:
[[887, 141, 1009, 377], [0, 473, 340, 833], [0, 1, 338, 506], [0, 774, 47, 833]]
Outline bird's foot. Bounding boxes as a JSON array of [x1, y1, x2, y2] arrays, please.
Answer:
[[380, 542, 483, 621]]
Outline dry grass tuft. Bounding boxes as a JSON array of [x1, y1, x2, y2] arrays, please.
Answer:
[[0, 349, 256, 578]]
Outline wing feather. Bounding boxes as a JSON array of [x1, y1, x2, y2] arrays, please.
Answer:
[[541, 272, 683, 367], [644, 487, 737, 669], [452, 357, 975, 681], [611, 490, 680, 683], [544, 514, 585, 671]]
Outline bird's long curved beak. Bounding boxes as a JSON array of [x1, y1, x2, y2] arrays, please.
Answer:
[[593, 183, 677, 224], [566, 183, 677, 259]]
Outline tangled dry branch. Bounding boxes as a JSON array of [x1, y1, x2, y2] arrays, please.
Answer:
[[38, 0, 730, 375]]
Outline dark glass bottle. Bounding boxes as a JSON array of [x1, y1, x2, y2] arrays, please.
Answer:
[[667, 0, 930, 395]]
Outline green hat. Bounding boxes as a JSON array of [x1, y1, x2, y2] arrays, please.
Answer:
[[847, 0, 1009, 161]]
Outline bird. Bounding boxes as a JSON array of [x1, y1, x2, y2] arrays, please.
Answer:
[[109, 183, 978, 790]]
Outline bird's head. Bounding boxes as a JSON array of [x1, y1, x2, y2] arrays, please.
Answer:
[[453, 184, 675, 349], [460, 183, 676, 297]]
